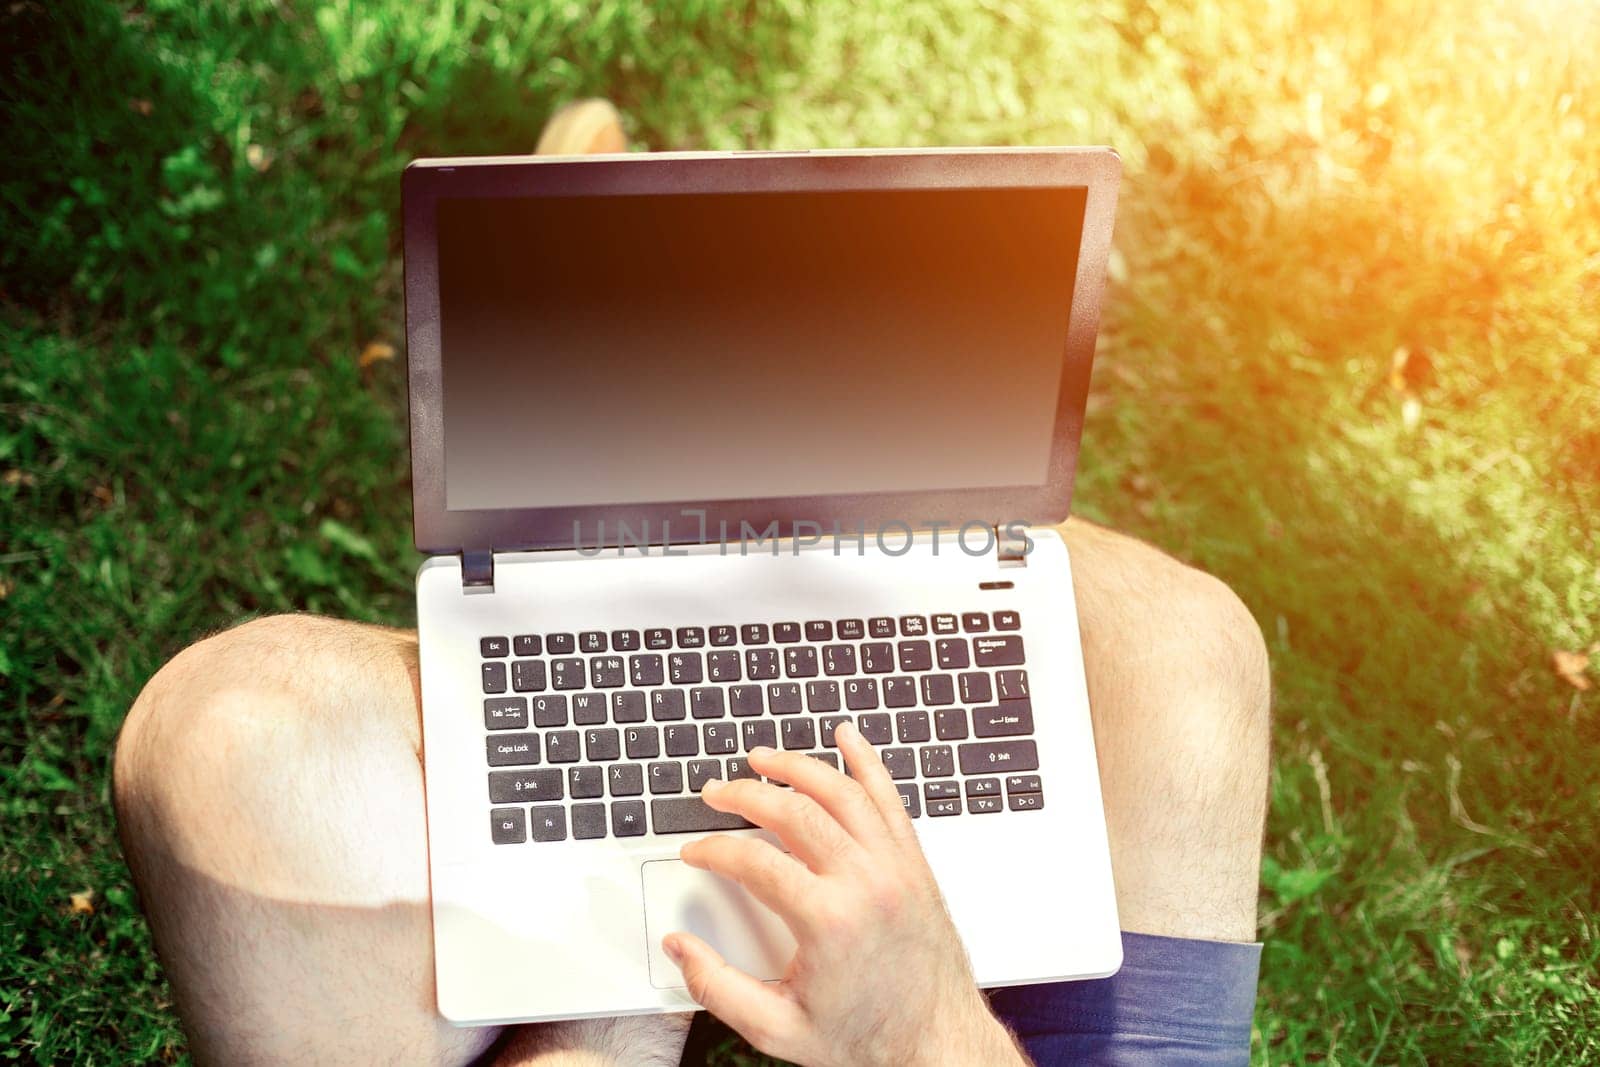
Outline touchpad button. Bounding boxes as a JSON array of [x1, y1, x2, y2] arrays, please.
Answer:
[[641, 859, 797, 989]]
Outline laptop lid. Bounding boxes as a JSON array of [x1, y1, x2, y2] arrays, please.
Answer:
[[403, 146, 1119, 556]]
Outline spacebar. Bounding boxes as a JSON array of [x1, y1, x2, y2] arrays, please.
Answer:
[[650, 798, 756, 834]]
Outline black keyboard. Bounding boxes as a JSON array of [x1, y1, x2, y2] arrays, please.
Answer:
[[478, 612, 1043, 844]]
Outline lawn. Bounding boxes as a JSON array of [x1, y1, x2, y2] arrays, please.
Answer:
[[3, 0, 1598, 1062]]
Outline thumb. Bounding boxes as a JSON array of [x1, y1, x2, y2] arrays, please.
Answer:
[[664, 932, 805, 1058]]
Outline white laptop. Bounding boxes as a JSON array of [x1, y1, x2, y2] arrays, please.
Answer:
[[403, 146, 1124, 1025]]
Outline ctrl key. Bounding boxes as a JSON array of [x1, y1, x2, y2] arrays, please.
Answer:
[[490, 807, 526, 844]]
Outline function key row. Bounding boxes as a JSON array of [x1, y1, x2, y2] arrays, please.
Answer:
[[478, 612, 1021, 659]]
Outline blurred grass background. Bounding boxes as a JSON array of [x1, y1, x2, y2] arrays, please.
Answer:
[[3, 0, 1598, 1062]]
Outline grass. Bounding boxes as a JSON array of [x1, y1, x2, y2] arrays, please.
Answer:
[[3, 0, 1598, 1062]]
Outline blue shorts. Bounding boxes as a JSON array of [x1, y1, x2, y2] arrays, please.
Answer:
[[986, 932, 1262, 1066]]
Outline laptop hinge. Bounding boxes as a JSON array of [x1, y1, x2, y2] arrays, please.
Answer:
[[996, 524, 1028, 569], [460, 549, 495, 591]]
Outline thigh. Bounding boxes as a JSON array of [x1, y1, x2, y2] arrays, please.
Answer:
[[115, 615, 501, 1066]]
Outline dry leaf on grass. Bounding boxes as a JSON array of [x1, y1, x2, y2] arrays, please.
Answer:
[[128, 98, 153, 116], [358, 341, 395, 369], [69, 889, 95, 915], [245, 144, 272, 172], [1552, 649, 1592, 691]]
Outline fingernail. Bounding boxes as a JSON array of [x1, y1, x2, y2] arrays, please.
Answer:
[[749, 745, 775, 758], [837, 721, 857, 740], [701, 778, 724, 792], [663, 937, 683, 964]]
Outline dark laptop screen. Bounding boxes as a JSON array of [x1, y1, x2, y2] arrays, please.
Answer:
[[435, 185, 1087, 511]]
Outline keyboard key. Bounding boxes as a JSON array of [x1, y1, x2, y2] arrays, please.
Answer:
[[931, 614, 959, 635], [745, 648, 780, 680], [740, 623, 769, 645], [490, 807, 526, 843], [645, 628, 673, 650], [571, 802, 607, 839], [966, 777, 1002, 797], [676, 627, 706, 649], [881, 747, 916, 780], [767, 683, 803, 715], [974, 699, 1034, 738], [569, 765, 605, 799], [899, 615, 928, 637], [668, 652, 703, 685], [648, 761, 684, 794], [895, 711, 931, 743], [837, 619, 865, 640], [630, 654, 665, 686], [996, 669, 1030, 700], [784, 647, 819, 678], [512, 659, 547, 692], [974, 635, 1025, 667], [484, 697, 528, 730], [690, 687, 726, 719], [934, 708, 969, 741], [481, 662, 507, 694], [822, 644, 857, 676], [959, 672, 993, 705], [809, 751, 841, 770], [773, 622, 802, 643], [959, 739, 1038, 775], [590, 657, 625, 688], [868, 617, 896, 638], [860, 642, 895, 674], [898, 640, 933, 671], [1009, 791, 1045, 812], [781, 717, 816, 750], [580, 631, 608, 653], [545, 730, 581, 763], [611, 629, 641, 651], [819, 715, 851, 748], [844, 678, 880, 711], [703, 722, 739, 755], [572, 693, 607, 726], [650, 689, 686, 721], [513, 634, 543, 656], [530, 694, 566, 727], [489, 768, 562, 803], [805, 620, 833, 641], [481, 636, 510, 658], [857, 713, 892, 745], [612, 690, 647, 723], [895, 782, 922, 817], [584, 727, 620, 761], [919, 745, 955, 778], [651, 797, 754, 834], [742, 720, 777, 751], [924, 780, 961, 800], [551, 657, 586, 690], [1006, 774, 1044, 794], [882, 676, 918, 708], [688, 759, 723, 791], [547, 633, 576, 654], [805, 680, 841, 713], [921, 674, 956, 706], [928, 798, 961, 817], [726, 757, 758, 781], [487, 732, 539, 766], [665, 724, 699, 757], [729, 685, 764, 716], [968, 795, 1004, 815], [706, 650, 741, 682], [709, 625, 738, 647], [994, 611, 1022, 631], [612, 799, 647, 835], [625, 725, 661, 759], [935, 639, 970, 670], [609, 763, 644, 797], [961, 612, 989, 633]]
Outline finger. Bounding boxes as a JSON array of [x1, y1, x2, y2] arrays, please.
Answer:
[[679, 833, 822, 928], [837, 720, 914, 836], [699, 775, 859, 873], [746, 743, 892, 848], [664, 931, 806, 1059]]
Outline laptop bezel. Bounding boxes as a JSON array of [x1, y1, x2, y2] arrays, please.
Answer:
[[402, 146, 1120, 556]]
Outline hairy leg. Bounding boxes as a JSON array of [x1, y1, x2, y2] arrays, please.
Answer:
[[1057, 517, 1271, 942]]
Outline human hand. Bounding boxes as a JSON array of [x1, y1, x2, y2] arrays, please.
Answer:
[[663, 722, 1030, 1067]]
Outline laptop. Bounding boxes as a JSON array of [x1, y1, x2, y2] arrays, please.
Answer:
[[403, 146, 1124, 1025]]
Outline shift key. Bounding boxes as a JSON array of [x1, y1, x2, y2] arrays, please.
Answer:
[[958, 740, 1039, 775]]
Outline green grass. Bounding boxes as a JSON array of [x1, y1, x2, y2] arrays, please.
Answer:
[[3, 0, 1598, 1062]]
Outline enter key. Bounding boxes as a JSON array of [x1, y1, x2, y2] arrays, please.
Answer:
[[973, 698, 1034, 738]]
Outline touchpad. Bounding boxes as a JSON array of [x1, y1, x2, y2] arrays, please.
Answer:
[[641, 859, 798, 990]]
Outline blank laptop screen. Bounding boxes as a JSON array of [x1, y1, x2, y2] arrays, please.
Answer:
[[436, 185, 1087, 511]]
